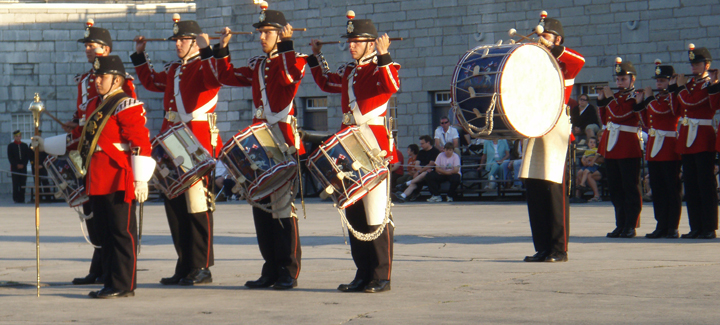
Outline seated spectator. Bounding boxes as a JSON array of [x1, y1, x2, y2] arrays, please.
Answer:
[[503, 139, 524, 190], [392, 135, 440, 202], [214, 161, 236, 202], [575, 137, 602, 202], [570, 94, 601, 143], [434, 116, 460, 154], [394, 144, 419, 191], [390, 143, 405, 190], [426, 142, 462, 202], [479, 138, 509, 190]]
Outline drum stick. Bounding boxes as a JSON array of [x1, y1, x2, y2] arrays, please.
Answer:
[[214, 31, 253, 35], [136, 37, 221, 42], [311, 38, 404, 46], [682, 69, 718, 77], [507, 29, 534, 43]]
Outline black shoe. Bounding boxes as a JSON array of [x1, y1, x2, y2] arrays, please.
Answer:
[[72, 273, 100, 285], [620, 229, 636, 238], [408, 192, 420, 202], [607, 227, 622, 238], [245, 275, 278, 288], [179, 268, 212, 286], [272, 275, 297, 290], [698, 231, 716, 239], [391, 191, 405, 203], [545, 251, 568, 263], [523, 251, 549, 262], [160, 274, 184, 285], [364, 280, 391, 293], [666, 229, 679, 238], [645, 229, 667, 238], [94, 287, 134, 299], [338, 278, 369, 292], [681, 230, 701, 239], [395, 183, 408, 192]]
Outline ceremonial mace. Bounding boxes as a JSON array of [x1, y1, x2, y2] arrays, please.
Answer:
[[28, 93, 44, 297]]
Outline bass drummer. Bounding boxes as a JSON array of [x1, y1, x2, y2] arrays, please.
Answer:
[[309, 12, 400, 293], [201, 6, 305, 290], [521, 12, 585, 263]]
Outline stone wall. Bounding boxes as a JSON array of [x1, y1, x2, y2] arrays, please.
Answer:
[[0, 3, 195, 195]]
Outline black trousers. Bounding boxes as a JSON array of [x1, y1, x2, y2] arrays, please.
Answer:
[[647, 160, 682, 231], [90, 192, 137, 291], [252, 198, 302, 279], [345, 200, 394, 281], [681, 151, 718, 232], [11, 170, 27, 203], [526, 173, 570, 253], [83, 201, 106, 277], [605, 158, 642, 230], [163, 192, 214, 277], [426, 171, 461, 199]]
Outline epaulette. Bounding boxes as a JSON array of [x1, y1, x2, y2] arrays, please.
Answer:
[[295, 52, 309, 58], [164, 60, 180, 72], [73, 74, 83, 84], [337, 62, 354, 75], [248, 55, 264, 70], [115, 98, 142, 115], [124, 72, 135, 81]]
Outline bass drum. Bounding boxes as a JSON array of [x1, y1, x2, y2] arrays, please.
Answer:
[[451, 42, 565, 139]]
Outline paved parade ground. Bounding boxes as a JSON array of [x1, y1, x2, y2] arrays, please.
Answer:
[[1, 198, 719, 324]]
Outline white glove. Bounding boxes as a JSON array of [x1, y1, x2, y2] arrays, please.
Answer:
[[537, 36, 553, 49], [31, 136, 44, 152], [135, 181, 149, 203]]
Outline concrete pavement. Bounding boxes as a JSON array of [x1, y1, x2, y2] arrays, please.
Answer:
[[1, 198, 719, 324]]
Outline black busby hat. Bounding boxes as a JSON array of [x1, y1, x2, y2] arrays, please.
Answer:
[[253, 10, 287, 29], [537, 11, 564, 44], [688, 44, 712, 63], [93, 55, 125, 77], [168, 14, 202, 40], [614, 57, 636, 76], [12, 130, 21, 136], [652, 59, 674, 79], [77, 19, 113, 49], [341, 11, 377, 39]]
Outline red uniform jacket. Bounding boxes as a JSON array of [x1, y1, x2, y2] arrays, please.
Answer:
[[131, 49, 222, 156], [71, 95, 152, 203], [74, 69, 136, 123], [639, 91, 681, 161], [212, 41, 306, 155], [308, 52, 400, 163], [551, 47, 585, 104], [672, 77, 720, 154], [598, 90, 643, 159]]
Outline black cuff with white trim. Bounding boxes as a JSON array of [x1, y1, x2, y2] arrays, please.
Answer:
[[377, 53, 392, 67]]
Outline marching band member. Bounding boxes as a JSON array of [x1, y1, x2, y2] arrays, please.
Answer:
[[597, 58, 643, 238], [131, 16, 222, 285], [69, 19, 137, 287], [309, 13, 400, 293], [201, 7, 305, 290], [521, 13, 585, 263], [37, 56, 154, 298], [634, 61, 682, 238], [674, 45, 720, 239]]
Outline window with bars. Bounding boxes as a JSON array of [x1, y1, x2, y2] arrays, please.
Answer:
[[435, 92, 451, 105], [11, 114, 34, 141], [303, 97, 328, 131]]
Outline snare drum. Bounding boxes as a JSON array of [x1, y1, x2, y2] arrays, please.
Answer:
[[451, 42, 565, 139], [219, 122, 298, 202], [307, 127, 388, 209], [44, 155, 88, 207], [152, 124, 216, 199]]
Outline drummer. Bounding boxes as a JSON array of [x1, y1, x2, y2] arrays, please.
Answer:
[[674, 45, 720, 239], [597, 58, 643, 238], [633, 61, 682, 239], [131, 16, 222, 286], [201, 6, 305, 290], [521, 12, 584, 263], [37, 55, 155, 298], [69, 19, 137, 286], [309, 12, 400, 293]]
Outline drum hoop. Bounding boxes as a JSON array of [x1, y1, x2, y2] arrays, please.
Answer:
[[337, 168, 389, 209]]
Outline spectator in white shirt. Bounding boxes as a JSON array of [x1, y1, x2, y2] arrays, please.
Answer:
[[426, 142, 462, 202], [434, 116, 460, 152]]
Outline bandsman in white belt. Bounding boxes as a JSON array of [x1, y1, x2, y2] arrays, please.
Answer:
[[309, 12, 400, 293], [633, 60, 682, 239], [69, 19, 138, 287], [37, 56, 154, 298], [201, 6, 305, 290], [673, 45, 720, 239], [131, 15, 223, 285], [597, 57, 643, 238]]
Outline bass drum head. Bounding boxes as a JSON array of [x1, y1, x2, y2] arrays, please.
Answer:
[[499, 44, 564, 138]]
